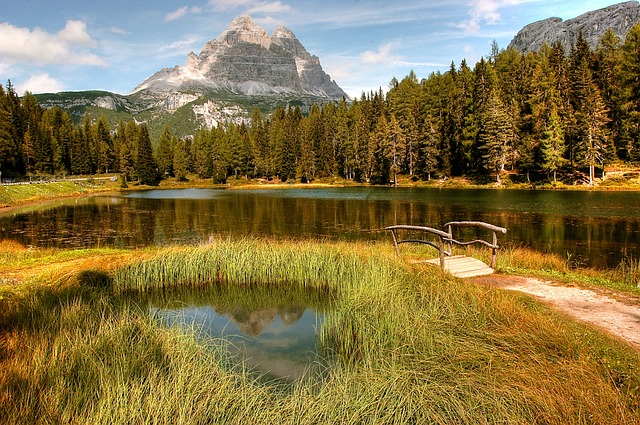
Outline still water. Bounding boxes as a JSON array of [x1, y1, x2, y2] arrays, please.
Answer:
[[148, 286, 330, 383], [2, 187, 640, 268]]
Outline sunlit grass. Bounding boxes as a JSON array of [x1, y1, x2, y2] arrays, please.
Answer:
[[0, 178, 127, 208], [494, 244, 640, 297], [1, 239, 640, 423]]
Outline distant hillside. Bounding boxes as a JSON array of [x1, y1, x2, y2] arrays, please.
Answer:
[[33, 15, 347, 140], [508, 1, 640, 54]]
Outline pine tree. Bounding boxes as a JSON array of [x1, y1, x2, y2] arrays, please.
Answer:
[[540, 106, 565, 183], [135, 124, 157, 185], [279, 106, 300, 182], [571, 32, 610, 183], [83, 114, 97, 174], [192, 128, 213, 179], [0, 85, 14, 178], [386, 71, 422, 175], [249, 107, 270, 178], [317, 103, 336, 177], [371, 114, 390, 184], [156, 125, 174, 178], [269, 108, 286, 180], [56, 112, 74, 174], [95, 116, 113, 174], [298, 113, 316, 183], [478, 87, 514, 184], [594, 29, 623, 158], [618, 23, 640, 160], [173, 138, 189, 181], [387, 114, 405, 186], [21, 92, 43, 174], [4, 81, 25, 174], [120, 121, 137, 181], [419, 115, 440, 181]]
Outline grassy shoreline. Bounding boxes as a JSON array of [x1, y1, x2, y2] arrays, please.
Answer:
[[1, 239, 639, 423], [2, 172, 640, 210]]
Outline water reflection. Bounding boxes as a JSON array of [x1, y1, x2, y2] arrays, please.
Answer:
[[2, 187, 640, 268], [153, 305, 322, 382], [148, 285, 333, 383]]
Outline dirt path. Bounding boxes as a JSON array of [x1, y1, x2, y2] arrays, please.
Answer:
[[472, 275, 640, 350]]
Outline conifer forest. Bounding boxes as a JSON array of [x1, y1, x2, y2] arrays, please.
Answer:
[[3, 27, 640, 186]]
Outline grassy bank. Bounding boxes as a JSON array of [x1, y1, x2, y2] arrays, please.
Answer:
[[0, 179, 122, 208], [4, 171, 640, 210], [1, 239, 639, 424]]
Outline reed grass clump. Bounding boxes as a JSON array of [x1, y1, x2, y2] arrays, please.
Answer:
[[112, 238, 397, 294], [2, 239, 640, 424]]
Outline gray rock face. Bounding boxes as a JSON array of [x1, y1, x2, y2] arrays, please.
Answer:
[[508, 1, 640, 54], [133, 15, 346, 100]]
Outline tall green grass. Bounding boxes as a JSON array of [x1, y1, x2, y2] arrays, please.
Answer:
[[112, 238, 391, 293], [2, 239, 640, 424]]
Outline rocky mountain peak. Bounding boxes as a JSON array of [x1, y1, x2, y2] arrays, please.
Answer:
[[273, 24, 296, 39], [132, 15, 346, 101], [220, 15, 271, 49], [509, 1, 640, 54]]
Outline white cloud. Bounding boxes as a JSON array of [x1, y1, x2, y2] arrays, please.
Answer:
[[455, 0, 533, 33], [323, 63, 352, 82], [254, 16, 283, 28], [15, 74, 64, 94], [208, 0, 290, 14], [360, 43, 403, 65], [165, 6, 203, 22], [58, 20, 96, 47], [248, 1, 290, 14], [207, 0, 254, 11], [166, 6, 189, 22], [159, 36, 202, 53], [0, 20, 106, 66], [110, 26, 129, 35]]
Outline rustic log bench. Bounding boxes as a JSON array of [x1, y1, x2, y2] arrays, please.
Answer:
[[385, 221, 507, 278]]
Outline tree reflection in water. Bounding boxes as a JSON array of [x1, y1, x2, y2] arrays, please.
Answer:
[[2, 187, 640, 268]]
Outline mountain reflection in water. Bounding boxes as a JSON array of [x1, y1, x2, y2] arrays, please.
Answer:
[[152, 303, 323, 383]]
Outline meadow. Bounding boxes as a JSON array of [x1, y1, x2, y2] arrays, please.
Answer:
[[1, 238, 639, 424]]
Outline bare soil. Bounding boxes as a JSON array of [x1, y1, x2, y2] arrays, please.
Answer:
[[472, 275, 640, 350]]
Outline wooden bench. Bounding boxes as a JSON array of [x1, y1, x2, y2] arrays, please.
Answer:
[[385, 221, 507, 278]]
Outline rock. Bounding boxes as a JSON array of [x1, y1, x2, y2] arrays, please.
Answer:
[[133, 15, 346, 100], [508, 1, 640, 54]]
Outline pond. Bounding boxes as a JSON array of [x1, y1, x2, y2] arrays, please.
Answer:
[[2, 187, 640, 268], [148, 286, 331, 383]]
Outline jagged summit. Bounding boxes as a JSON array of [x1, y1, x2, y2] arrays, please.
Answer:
[[508, 1, 640, 54], [133, 15, 346, 100], [219, 15, 271, 48]]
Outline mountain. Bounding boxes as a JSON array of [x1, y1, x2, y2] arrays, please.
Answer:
[[508, 1, 640, 54], [134, 15, 345, 100], [34, 16, 347, 139]]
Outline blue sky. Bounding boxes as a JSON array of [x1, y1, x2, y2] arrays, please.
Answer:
[[0, 0, 627, 98]]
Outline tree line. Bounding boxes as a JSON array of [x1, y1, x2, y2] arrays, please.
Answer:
[[3, 24, 640, 185]]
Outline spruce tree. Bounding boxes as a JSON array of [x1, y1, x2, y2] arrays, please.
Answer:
[[478, 91, 513, 183], [173, 138, 189, 181], [95, 117, 113, 174], [594, 29, 623, 157], [249, 107, 270, 178], [135, 124, 157, 185], [156, 125, 174, 178], [419, 115, 440, 181], [0, 85, 14, 176], [388, 114, 405, 186], [540, 106, 565, 184], [618, 23, 640, 160]]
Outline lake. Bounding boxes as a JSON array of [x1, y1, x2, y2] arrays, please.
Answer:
[[2, 186, 640, 268]]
